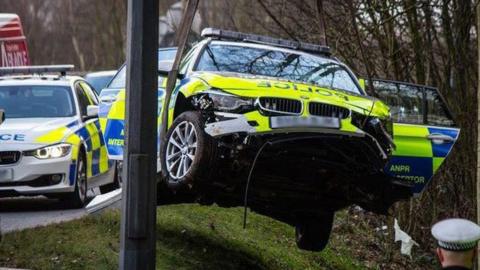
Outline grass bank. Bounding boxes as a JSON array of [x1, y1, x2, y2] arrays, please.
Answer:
[[0, 204, 434, 269]]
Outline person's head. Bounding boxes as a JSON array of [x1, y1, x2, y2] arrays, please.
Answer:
[[436, 246, 476, 268], [431, 218, 480, 269]]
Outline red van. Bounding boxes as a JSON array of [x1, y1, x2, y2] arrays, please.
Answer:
[[0, 14, 29, 67]]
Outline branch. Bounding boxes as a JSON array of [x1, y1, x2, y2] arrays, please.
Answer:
[[256, 0, 298, 41], [348, 0, 375, 95]]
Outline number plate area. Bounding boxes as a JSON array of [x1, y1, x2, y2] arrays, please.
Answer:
[[270, 116, 340, 129]]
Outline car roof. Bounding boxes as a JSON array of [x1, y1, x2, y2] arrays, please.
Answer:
[[208, 40, 337, 62], [0, 75, 82, 87], [85, 70, 117, 77], [202, 28, 331, 56]]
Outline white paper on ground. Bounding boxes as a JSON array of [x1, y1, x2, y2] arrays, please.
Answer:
[[394, 218, 419, 257]]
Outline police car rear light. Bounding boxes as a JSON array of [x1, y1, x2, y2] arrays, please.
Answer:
[[0, 65, 74, 76], [201, 28, 331, 56]]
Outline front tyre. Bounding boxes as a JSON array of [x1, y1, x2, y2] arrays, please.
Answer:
[[161, 111, 215, 190], [63, 152, 88, 208]]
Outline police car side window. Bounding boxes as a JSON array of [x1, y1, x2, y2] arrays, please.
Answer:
[[424, 87, 454, 127], [75, 83, 92, 117], [80, 82, 99, 105], [372, 80, 424, 125], [372, 80, 455, 127]]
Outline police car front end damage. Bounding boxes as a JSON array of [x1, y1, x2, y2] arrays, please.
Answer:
[[187, 74, 393, 154], [170, 72, 405, 213]]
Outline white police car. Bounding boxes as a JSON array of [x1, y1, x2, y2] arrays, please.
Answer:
[[0, 65, 119, 208]]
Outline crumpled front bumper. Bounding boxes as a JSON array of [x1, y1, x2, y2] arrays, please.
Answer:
[[205, 112, 361, 135], [204, 112, 389, 159]]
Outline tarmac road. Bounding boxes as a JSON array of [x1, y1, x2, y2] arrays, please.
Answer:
[[0, 189, 121, 234]]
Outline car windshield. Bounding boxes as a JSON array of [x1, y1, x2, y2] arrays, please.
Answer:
[[0, 85, 76, 118], [196, 44, 362, 94]]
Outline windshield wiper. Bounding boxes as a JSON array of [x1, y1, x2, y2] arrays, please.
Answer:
[[205, 46, 221, 71]]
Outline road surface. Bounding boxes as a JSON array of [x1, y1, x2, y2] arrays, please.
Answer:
[[0, 189, 121, 233]]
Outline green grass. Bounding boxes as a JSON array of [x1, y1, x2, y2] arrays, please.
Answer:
[[0, 204, 372, 270]]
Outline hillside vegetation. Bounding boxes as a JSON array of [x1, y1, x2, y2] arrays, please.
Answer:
[[0, 204, 435, 269]]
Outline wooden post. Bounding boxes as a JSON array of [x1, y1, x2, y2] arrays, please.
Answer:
[[160, 0, 199, 139], [120, 0, 159, 268], [316, 0, 327, 46], [476, 1, 480, 267]]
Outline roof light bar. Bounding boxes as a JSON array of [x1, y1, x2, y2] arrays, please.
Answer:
[[0, 65, 74, 76], [201, 28, 331, 56]]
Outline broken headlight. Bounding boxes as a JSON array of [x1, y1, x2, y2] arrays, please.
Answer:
[[380, 117, 393, 137], [351, 112, 395, 152], [194, 90, 255, 113], [352, 113, 393, 136]]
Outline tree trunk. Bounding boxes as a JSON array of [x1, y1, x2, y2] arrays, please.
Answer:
[[404, 0, 425, 84], [316, 0, 327, 46]]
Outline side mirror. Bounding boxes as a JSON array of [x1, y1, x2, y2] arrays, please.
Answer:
[[86, 105, 99, 118], [0, 109, 4, 125], [158, 60, 184, 80]]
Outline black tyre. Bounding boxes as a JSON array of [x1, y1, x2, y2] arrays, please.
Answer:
[[100, 161, 121, 194], [295, 212, 335, 251], [160, 111, 216, 190], [63, 152, 88, 208]]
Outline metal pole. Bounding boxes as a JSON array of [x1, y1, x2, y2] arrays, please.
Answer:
[[120, 0, 159, 268]]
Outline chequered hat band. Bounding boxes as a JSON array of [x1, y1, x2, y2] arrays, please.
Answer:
[[438, 240, 477, 251]]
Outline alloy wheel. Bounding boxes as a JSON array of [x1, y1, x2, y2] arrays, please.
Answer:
[[165, 121, 197, 180]]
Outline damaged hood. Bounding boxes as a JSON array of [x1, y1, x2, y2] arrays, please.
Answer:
[[192, 71, 390, 118]]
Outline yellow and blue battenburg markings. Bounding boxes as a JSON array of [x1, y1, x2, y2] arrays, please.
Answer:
[[99, 91, 126, 159], [100, 88, 167, 160], [385, 123, 459, 194], [35, 119, 112, 185]]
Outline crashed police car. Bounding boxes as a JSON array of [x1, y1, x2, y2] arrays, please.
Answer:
[[101, 29, 459, 251], [0, 66, 120, 208]]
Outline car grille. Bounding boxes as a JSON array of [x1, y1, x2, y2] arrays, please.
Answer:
[[258, 97, 302, 115], [309, 102, 350, 119], [0, 151, 21, 165]]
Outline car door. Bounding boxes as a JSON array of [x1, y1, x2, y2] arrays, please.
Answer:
[[75, 81, 109, 178], [370, 80, 459, 195]]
